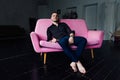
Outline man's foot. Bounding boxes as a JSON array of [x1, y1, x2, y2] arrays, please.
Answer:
[[76, 61, 86, 74], [70, 62, 77, 72]]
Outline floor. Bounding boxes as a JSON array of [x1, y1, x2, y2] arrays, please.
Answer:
[[0, 35, 120, 80]]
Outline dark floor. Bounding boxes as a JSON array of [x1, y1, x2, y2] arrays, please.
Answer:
[[0, 35, 120, 80]]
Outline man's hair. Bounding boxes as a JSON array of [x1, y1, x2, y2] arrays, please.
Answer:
[[51, 11, 58, 15], [50, 11, 59, 21], [50, 11, 60, 18]]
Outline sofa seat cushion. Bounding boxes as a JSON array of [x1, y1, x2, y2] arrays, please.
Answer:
[[40, 39, 99, 49], [40, 40, 77, 49], [87, 38, 99, 45]]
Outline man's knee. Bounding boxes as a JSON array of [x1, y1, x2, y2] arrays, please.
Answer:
[[77, 37, 87, 44], [58, 39, 68, 47], [82, 37, 87, 43]]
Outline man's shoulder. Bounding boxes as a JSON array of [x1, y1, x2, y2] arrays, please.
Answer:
[[59, 22, 67, 24], [48, 24, 54, 27], [59, 22, 68, 26], [47, 24, 54, 30]]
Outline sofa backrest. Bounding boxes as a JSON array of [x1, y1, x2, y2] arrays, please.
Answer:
[[35, 19, 88, 40]]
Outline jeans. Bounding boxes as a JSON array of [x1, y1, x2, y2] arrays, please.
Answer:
[[58, 36, 87, 62]]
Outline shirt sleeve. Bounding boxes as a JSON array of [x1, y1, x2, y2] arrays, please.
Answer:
[[47, 28, 52, 41], [64, 23, 75, 35]]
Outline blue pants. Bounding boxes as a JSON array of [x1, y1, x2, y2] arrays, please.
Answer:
[[58, 36, 87, 62]]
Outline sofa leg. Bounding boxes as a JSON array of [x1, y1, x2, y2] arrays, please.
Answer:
[[44, 53, 47, 64], [91, 49, 94, 59]]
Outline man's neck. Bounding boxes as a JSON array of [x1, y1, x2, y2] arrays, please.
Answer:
[[52, 21, 58, 26]]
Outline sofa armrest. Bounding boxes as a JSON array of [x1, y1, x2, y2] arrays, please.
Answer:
[[30, 32, 41, 53], [87, 30, 104, 47]]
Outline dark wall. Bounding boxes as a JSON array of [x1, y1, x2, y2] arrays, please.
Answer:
[[0, 0, 38, 32]]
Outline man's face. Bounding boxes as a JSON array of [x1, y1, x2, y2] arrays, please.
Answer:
[[51, 13, 59, 22]]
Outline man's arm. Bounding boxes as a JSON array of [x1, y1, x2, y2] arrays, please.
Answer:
[[70, 32, 75, 37], [47, 28, 52, 41], [47, 28, 57, 43], [63, 23, 75, 44], [64, 23, 75, 37]]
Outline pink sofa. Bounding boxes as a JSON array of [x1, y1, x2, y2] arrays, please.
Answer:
[[30, 19, 104, 64]]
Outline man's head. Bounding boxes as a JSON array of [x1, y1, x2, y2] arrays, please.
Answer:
[[50, 12, 59, 22]]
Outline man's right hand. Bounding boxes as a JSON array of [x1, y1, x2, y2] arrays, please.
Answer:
[[51, 38, 57, 43]]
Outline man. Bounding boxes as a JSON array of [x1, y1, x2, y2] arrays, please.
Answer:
[[47, 12, 87, 74]]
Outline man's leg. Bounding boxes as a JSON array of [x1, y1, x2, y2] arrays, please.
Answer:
[[73, 36, 87, 74], [58, 36, 78, 62], [58, 36, 78, 72], [74, 36, 87, 57], [58, 36, 87, 73]]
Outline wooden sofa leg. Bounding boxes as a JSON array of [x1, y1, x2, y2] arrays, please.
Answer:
[[44, 53, 47, 64], [91, 49, 94, 59]]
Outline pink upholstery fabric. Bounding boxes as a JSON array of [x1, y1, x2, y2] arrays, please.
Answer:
[[35, 19, 52, 40], [30, 19, 104, 53], [40, 39, 99, 49], [40, 40, 77, 50], [40, 40, 62, 49]]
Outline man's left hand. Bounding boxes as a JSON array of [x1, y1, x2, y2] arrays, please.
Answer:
[[68, 37, 74, 44]]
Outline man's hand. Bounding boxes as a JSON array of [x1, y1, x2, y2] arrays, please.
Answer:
[[70, 33, 74, 37], [51, 38, 57, 43], [68, 36, 74, 44]]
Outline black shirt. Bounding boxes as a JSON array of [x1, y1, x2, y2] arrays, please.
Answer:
[[47, 22, 74, 41]]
